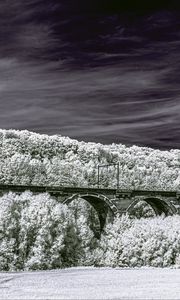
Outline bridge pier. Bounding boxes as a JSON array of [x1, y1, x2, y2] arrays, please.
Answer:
[[111, 197, 132, 215]]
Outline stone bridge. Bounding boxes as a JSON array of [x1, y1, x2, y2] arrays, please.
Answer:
[[0, 184, 180, 232]]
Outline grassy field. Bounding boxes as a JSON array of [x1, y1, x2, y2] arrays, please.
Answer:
[[1, 267, 180, 299]]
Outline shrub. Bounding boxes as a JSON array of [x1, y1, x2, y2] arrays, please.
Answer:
[[94, 215, 180, 268], [0, 192, 80, 270]]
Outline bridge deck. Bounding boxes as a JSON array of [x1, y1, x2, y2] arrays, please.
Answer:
[[0, 184, 178, 198]]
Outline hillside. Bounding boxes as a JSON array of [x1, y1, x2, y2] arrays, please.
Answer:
[[1, 129, 180, 271], [0, 129, 180, 190]]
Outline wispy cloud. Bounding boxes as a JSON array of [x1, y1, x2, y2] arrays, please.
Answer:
[[0, 54, 179, 149], [0, 2, 180, 149]]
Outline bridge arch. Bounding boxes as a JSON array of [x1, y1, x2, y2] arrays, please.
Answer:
[[63, 193, 117, 232], [127, 197, 177, 217]]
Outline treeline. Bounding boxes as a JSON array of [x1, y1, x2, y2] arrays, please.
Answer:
[[0, 129, 180, 190]]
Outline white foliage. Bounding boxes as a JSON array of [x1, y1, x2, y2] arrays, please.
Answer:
[[0, 128, 179, 190], [0, 192, 81, 271], [95, 215, 180, 268], [0, 129, 180, 270]]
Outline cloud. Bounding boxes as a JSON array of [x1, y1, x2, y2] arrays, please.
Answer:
[[0, 3, 180, 149], [0, 54, 179, 149]]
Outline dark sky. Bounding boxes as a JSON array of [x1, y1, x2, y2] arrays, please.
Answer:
[[1, 0, 180, 149]]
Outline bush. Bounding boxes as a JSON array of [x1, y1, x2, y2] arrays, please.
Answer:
[[94, 215, 180, 268], [0, 192, 81, 270]]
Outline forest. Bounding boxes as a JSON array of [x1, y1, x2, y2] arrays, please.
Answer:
[[0, 129, 180, 270]]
